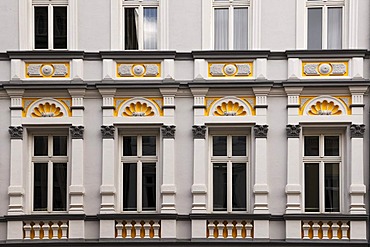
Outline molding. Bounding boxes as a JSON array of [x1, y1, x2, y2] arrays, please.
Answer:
[[101, 106, 116, 110], [8, 126, 23, 140], [254, 125, 268, 138], [286, 49, 367, 58], [192, 50, 270, 59], [97, 213, 179, 220], [101, 125, 115, 139], [4, 214, 86, 221], [283, 214, 368, 221], [100, 51, 177, 60], [286, 125, 301, 138], [9, 106, 24, 111], [70, 126, 84, 139], [71, 106, 85, 110], [190, 214, 272, 220], [161, 125, 176, 139], [350, 124, 365, 138], [192, 125, 207, 139], [7, 51, 85, 59]]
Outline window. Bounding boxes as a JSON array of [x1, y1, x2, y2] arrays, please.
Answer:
[[122, 135, 158, 212], [303, 134, 341, 212], [213, 0, 249, 50], [306, 0, 343, 49], [32, 135, 68, 212], [123, 0, 158, 50], [211, 135, 248, 212], [33, 3, 67, 49]]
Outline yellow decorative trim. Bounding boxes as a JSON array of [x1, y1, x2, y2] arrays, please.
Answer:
[[116, 63, 161, 78], [31, 102, 64, 118], [205, 97, 255, 116], [23, 98, 72, 117], [25, 62, 70, 78], [299, 96, 351, 116], [302, 61, 348, 77], [208, 62, 253, 77], [123, 102, 155, 117], [114, 97, 163, 117], [214, 101, 247, 116], [308, 100, 342, 116]]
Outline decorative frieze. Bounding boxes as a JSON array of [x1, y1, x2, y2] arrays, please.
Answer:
[[26, 62, 69, 78], [31, 102, 64, 118], [350, 124, 365, 138], [101, 125, 115, 139], [208, 62, 253, 77], [9, 126, 23, 139], [302, 62, 348, 77], [286, 125, 301, 138], [123, 102, 155, 117], [301, 96, 349, 116], [70, 126, 84, 139], [254, 125, 268, 138], [162, 125, 176, 139], [117, 63, 161, 77], [308, 100, 342, 116], [207, 97, 253, 116], [116, 97, 162, 117], [192, 125, 206, 139]]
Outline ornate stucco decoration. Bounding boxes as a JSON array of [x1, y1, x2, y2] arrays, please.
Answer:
[[101, 125, 115, 139], [162, 125, 176, 139], [308, 100, 342, 116], [254, 125, 268, 138], [9, 126, 23, 140], [301, 96, 349, 116], [302, 62, 348, 77], [31, 102, 64, 117], [208, 96, 252, 117], [350, 124, 365, 138], [26, 62, 70, 78], [70, 126, 84, 139], [24, 98, 70, 118], [208, 62, 253, 77], [117, 63, 161, 77], [117, 97, 161, 117], [192, 125, 207, 139], [286, 125, 301, 138]]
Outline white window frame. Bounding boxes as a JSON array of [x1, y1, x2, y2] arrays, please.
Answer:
[[120, 131, 159, 213], [30, 132, 69, 213], [209, 131, 250, 213], [302, 131, 343, 213]]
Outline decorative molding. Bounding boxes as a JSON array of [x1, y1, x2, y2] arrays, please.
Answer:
[[31, 102, 64, 118], [26, 62, 70, 78], [161, 125, 176, 139], [70, 126, 84, 139], [286, 125, 301, 138], [101, 125, 115, 139], [117, 63, 161, 78], [350, 124, 365, 138], [254, 125, 268, 138], [9, 126, 23, 140], [192, 125, 207, 139], [123, 102, 155, 117], [308, 100, 342, 116], [117, 97, 162, 117], [208, 62, 253, 77], [208, 96, 253, 116], [302, 62, 348, 77]]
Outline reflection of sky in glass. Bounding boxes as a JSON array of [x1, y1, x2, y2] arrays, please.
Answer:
[[144, 8, 157, 49]]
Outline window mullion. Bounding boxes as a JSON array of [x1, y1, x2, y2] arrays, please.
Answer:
[[49, 4, 53, 50], [227, 160, 232, 212], [229, 5, 234, 50], [322, 6, 328, 49], [48, 160, 53, 212], [138, 5, 144, 50], [137, 160, 143, 212], [320, 161, 325, 212]]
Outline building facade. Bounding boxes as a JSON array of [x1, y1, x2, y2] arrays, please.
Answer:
[[0, 0, 369, 246]]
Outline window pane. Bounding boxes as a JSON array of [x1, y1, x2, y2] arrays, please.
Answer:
[[125, 8, 139, 50], [123, 163, 137, 210], [53, 163, 67, 211], [232, 163, 246, 211], [34, 163, 48, 211], [214, 8, 229, 50], [142, 136, 156, 156], [213, 136, 227, 156], [325, 163, 340, 212], [308, 8, 322, 50], [327, 7, 342, 49], [35, 7, 48, 49], [143, 7, 157, 49], [324, 136, 339, 156], [304, 136, 319, 156], [213, 164, 227, 211], [53, 136, 67, 156], [123, 136, 137, 156], [142, 163, 156, 211], [234, 8, 248, 50], [305, 163, 319, 212], [34, 136, 48, 156], [53, 7, 67, 49], [232, 136, 246, 156]]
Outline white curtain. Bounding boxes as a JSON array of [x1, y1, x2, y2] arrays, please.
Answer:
[[327, 7, 342, 49], [143, 7, 157, 49], [234, 8, 248, 50], [214, 8, 229, 50]]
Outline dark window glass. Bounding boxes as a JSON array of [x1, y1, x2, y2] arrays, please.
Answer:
[[232, 163, 246, 211], [142, 164, 156, 211], [304, 136, 319, 156], [308, 8, 322, 50], [53, 7, 67, 49], [305, 163, 320, 212], [142, 136, 156, 156], [35, 7, 48, 49], [213, 136, 227, 156], [34, 136, 48, 156], [213, 163, 227, 211], [324, 136, 339, 156], [125, 8, 139, 50], [34, 163, 48, 211], [123, 136, 137, 156], [53, 163, 67, 211], [53, 136, 67, 156], [232, 136, 246, 156], [325, 163, 340, 212], [123, 163, 137, 210]]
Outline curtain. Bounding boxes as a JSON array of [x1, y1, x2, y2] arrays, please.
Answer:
[[125, 8, 139, 50], [234, 8, 248, 50], [307, 8, 322, 50], [214, 8, 229, 50], [143, 7, 157, 49], [327, 7, 342, 49], [53, 163, 67, 211]]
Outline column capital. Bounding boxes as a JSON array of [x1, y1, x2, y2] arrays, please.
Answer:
[[192, 125, 207, 139], [350, 124, 365, 138], [9, 126, 23, 140], [70, 126, 84, 139], [101, 125, 115, 139], [162, 125, 176, 139], [254, 125, 268, 138], [286, 125, 301, 138]]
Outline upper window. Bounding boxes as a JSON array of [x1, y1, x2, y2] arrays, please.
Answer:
[[123, 0, 159, 50], [32, 135, 68, 212], [306, 0, 344, 49], [211, 134, 248, 212], [303, 134, 341, 213], [33, 3, 68, 49], [213, 0, 249, 50], [121, 134, 158, 212]]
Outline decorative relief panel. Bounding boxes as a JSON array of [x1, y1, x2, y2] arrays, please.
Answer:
[[116, 97, 163, 117], [206, 96, 254, 116], [302, 61, 348, 77], [117, 63, 161, 78], [26, 62, 70, 78], [300, 96, 351, 116], [208, 62, 253, 77], [23, 98, 71, 118]]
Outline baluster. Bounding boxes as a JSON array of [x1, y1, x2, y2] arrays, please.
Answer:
[[226, 222, 233, 238], [321, 222, 329, 239], [217, 221, 224, 239], [302, 221, 311, 239], [51, 222, 59, 239], [235, 222, 243, 239], [312, 222, 320, 239], [341, 223, 349, 240], [60, 222, 68, 239], [23, 223, 32, 240], [208, 222, 215, 239], [152, 221, 160, 239], [331, 222, 339, 240], [33, 224, 41, 239], [116, 222, 124, 238], [143, 222, 151, 238], [42, 223, 50, 239], [125, 222, 133, 239], [134, 222, 142, 239], [245, 221, 253, 239]]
